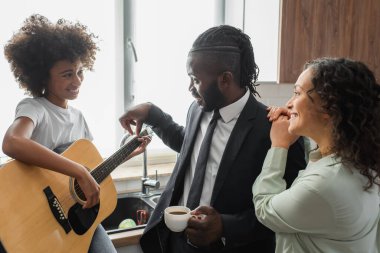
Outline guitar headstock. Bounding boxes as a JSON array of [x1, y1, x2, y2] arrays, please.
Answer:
[[120, 126, 153, 148], [139, 126, 153, 138]]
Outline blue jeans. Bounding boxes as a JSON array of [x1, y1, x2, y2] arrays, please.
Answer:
[[88, 225, 117, 253], [0, 225, 116, 253]]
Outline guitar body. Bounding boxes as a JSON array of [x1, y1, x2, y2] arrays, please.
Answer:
[[0, 139, 117, 253]]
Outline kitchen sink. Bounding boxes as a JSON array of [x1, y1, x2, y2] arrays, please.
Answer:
[[102, 194, 155, 234], [101, 192, 161, 234], [148, 194, 160, 204]]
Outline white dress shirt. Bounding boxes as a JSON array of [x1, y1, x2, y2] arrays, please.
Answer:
[[179, 90, 250, 207]]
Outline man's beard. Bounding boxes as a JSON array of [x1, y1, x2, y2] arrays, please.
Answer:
[[202, 80, 224, 112]]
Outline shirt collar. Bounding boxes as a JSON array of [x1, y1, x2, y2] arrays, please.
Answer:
[[219, 89, 250, 123], [309, 148, 341, 166]]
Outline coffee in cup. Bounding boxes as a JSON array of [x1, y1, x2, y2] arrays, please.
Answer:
[[164, 206, 191, 232]]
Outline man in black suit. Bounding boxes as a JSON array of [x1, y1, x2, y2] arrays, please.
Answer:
[[119, 25, 306, 253]]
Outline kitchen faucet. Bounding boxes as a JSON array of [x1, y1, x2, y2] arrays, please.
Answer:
[[141, 150, 160, 196]]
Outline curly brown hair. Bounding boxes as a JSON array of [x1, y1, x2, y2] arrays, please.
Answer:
[[4, 14, 99, 97], [305, 57, 380, 190]]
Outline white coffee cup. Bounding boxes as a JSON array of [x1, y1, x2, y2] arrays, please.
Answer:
[[164, 206, 191, 232]]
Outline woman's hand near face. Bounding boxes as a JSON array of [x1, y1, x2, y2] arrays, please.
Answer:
[[267, 106, 299, 149], [267, 106, 290, 122]]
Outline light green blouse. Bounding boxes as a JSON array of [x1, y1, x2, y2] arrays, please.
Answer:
[[252, 147, 380, 253]]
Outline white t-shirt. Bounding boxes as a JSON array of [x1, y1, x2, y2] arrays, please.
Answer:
[[15, 97, 93, 153]]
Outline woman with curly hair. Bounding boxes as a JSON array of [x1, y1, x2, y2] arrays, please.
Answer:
[[2, 14, 148, 252], [253, 57, 380, 252]]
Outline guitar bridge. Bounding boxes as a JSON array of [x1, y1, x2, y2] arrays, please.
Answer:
[[43, 186, 72, 234]]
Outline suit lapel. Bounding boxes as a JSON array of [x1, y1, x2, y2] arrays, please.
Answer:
[[172, 103, 203, 190], [211, 94, 259, 204]]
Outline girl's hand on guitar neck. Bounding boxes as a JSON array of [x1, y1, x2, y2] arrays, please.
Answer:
[[76, 165, 100, 209]]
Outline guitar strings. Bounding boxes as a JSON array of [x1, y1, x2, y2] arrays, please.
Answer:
[[58, 130, 148, 209], [58, 140, 139, 208]]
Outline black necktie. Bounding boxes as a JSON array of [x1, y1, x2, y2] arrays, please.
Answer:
[[186, 109, 221, 209]]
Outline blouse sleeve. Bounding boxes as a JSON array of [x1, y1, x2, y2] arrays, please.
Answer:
[[252, 147, 335, 234]]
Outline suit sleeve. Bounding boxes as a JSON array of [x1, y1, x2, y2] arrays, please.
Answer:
[[145, 103, 186, 153]]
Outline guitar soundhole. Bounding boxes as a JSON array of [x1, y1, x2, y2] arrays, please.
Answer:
[[72, 178, 87, 204], [68, 202, 99, 235], [75, 187, 86, 202]]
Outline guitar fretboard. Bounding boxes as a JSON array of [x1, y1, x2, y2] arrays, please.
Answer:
[[74, 129, 150, 200], [91, 138, 141, 183]]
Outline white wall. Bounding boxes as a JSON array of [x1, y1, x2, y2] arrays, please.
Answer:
[[256, 83, 294, 106]]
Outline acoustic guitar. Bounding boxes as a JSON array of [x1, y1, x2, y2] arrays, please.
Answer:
[[0, 129, 151, 253]]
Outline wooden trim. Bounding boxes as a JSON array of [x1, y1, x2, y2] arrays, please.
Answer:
[[109, 228, 144, 248]]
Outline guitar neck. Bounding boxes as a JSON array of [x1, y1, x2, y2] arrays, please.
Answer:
[[92, 128, 151, 183], [72, 129, 151, 201], [91, 136, 141, 184]]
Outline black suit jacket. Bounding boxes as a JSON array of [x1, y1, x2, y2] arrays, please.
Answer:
[[140, 94, 306, 253]]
